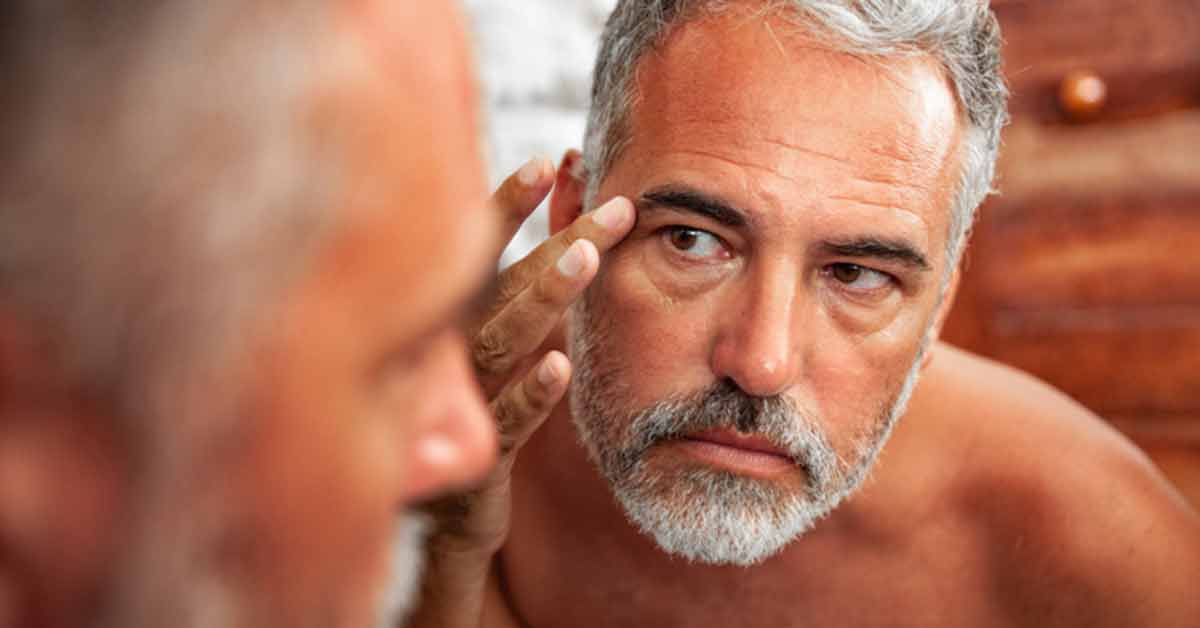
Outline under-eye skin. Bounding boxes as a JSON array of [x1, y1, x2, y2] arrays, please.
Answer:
[[823, 263, 895, 299], [659, 226, 731, 264]]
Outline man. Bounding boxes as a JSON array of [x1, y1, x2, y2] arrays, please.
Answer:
[[0, 1, 499, 626], [417, 0, 1200, 626]]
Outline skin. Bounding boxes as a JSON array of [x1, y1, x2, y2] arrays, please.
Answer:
[[0, 1, 498, 627], [417, 5, 1200, 628]]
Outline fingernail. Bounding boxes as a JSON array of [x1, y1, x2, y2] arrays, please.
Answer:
[[419, 435, 458, 468], [537, 357, 560, 387], [593, 197, 631, 231], [557, 240, 588, 278], [517, 157, 546, 186]]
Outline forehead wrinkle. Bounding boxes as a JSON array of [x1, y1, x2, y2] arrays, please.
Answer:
[[758, 135, 854, 169], [667, 146, 793, 182], [826, 193, 928, 225], [843, 169, 931, 195]]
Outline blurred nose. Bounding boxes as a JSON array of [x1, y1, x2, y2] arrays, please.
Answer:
[[400, 330, 496, 503], [710, 263, 800, 397]]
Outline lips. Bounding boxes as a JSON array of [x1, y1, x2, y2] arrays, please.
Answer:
[[684, 429, 791, 459], [668, 428, 796, 478]]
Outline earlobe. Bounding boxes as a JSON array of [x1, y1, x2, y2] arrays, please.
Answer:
[[548, 150, 588, 235]]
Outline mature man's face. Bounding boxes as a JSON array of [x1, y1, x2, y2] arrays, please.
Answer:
[[567, 10, 963, 565]]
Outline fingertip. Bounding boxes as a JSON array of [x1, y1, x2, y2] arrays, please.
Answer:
[[537, 350, 571, 389], [593, 195, 635, 232], [557, 238, 600, 279], [517, 156, 554, 188]]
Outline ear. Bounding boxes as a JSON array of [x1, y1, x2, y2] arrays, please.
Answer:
[[548, 150, 587, 235], [921, 266, 961, 371]]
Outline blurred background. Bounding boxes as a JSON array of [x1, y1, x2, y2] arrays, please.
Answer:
[[463, 0, 1200, 508]]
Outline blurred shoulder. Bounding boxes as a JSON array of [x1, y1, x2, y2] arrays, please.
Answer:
[[909, 342, 1200, 626]]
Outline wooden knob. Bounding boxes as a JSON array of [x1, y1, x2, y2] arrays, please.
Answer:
[[1059, 70, 1107, 120]]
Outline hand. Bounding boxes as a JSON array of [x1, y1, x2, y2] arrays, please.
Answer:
[[410, 154, 635, 627]]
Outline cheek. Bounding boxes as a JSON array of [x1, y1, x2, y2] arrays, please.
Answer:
[[587, 248, 723, 404], [233, 349, 406, 614], [802, 308, 928, 437]]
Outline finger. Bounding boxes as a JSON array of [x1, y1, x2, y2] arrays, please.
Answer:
[[487, 156, 555, 258], [497, 194, 635, 304], [490, 351, 571, 460], [474, 239, 596, 390]]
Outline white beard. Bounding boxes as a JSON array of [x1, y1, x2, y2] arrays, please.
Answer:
[[566, 298, 927, 566], [372, 514, 431, 628]]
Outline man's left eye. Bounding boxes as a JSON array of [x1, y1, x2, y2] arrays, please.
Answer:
[[663, 227, 727, 261], [827, 263, 892, 291]]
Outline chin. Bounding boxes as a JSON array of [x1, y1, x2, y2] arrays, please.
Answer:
[[611, 463, 837, 566]]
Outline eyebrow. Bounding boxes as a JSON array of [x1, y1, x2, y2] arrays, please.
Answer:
[[639, 184, 930, 271], [819, 238, 932, 271], [638, 186, 748, 228]]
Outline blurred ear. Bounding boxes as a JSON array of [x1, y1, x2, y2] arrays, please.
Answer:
[[548, 150, 587, 235], [921, 267, 961, 371]]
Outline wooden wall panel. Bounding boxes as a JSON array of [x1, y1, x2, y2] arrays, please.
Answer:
[[945, 0, 1200, 506]]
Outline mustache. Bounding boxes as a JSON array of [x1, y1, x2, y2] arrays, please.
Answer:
[[617, 380, 840, 488]]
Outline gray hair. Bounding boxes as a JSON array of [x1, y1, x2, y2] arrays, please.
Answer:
[[582, 0, 1009, 268], [0, 1, 349, 428], [0, 3, 381, 626]]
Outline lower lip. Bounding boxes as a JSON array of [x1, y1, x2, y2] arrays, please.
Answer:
[[668, 438, 796, 477]]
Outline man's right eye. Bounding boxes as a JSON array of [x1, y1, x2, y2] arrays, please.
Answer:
[[662, 227, 729, 262]]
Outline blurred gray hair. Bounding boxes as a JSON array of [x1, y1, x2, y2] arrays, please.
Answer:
[[582, 0, 1009, 268], [0, 1, 348, 427], [0, 3, 376, 625]]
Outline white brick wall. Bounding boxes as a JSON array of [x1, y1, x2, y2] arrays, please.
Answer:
[[464, 0, 618, 264]]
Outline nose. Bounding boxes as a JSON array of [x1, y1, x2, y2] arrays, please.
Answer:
[[400, 331, 496, 503], [710, 264, 800, 397]]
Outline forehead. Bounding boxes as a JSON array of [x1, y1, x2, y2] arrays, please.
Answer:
[[618, 9, 963, 256]]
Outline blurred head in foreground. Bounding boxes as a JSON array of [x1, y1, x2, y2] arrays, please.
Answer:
[[0, 1, 495, 627]]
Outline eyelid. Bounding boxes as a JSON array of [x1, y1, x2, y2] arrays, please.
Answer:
[[824, 263, 895, 293], [661, 225, 732, 261], [830, 260, 906, 282], [638, 206, 742, 239]]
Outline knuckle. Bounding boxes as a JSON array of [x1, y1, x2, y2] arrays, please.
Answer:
[[491, 391, 525, 451], [498, 279, 525, 306], [528, 272, 562, 308], [495, 269, 530, 306], [472, 325, 512, 377]]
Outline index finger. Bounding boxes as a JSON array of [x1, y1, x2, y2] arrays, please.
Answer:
[[498, 195, 636, 297]]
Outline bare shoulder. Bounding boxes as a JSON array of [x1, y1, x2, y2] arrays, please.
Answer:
[[907, 342, 1200, 626]]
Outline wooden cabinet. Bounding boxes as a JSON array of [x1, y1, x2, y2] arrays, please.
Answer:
[[943, 0, 1200, 506]]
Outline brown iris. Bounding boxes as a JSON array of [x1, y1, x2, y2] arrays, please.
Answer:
[[831, 264, 864, 284], [669, 228, 701, 251]]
